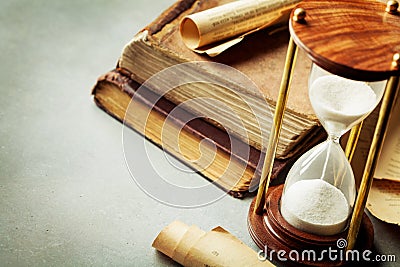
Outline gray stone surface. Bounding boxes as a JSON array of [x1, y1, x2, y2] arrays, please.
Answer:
[[0, 0, 398, 266]]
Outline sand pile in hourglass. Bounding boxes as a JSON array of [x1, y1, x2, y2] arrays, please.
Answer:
[[281, 75, 377, 236], [310, 76, 377, 134]]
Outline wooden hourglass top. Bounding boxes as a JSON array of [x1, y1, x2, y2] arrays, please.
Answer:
[[289, 0, 400, 81]]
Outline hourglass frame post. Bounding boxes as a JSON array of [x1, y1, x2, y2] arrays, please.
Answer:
[[254, 37, 298, 215], [347, 74, 400, 250], [345, 122, 363, 162]]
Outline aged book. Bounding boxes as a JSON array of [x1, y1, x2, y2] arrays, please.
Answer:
[[118, 0, 325, 159], [92, 69, 297, 197]]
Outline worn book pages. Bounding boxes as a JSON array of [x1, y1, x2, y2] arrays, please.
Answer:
[[367, 180, 400, 225], [180, 0, 300, 56], [152, 221, 274, 266], [352, 92, 400, 225], [119, 0, 322, 160], [374, 93, 400, 182], [366, 92, 400, 225], [92, 70, 304, 196]]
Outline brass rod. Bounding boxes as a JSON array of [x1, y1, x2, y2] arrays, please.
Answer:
[[254, 37, 298, 215], [346, 75, 400, 250], [345, 122, 363, 162]]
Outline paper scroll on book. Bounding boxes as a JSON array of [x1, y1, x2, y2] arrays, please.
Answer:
[[152, 221, 274, 266], [180, 0, 301, 56]]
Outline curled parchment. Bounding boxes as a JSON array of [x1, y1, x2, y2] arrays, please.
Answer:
[[152, 221, 275, 266], [180, 0, 300, 56]]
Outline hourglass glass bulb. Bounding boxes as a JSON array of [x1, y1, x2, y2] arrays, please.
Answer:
[[280, 139, 356, 235], [308, 64, 385, 138], [310, 75, 377, 138], [279, 64, 386, 236]]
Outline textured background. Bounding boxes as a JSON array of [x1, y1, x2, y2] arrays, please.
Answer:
[[0, 0, 398, 266]]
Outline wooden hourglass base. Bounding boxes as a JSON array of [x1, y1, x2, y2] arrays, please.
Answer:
[[248, 185, 374, 266]]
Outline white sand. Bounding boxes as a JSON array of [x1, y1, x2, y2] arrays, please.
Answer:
[[309, 75, 376, 133], [281, 179, 350, 236]]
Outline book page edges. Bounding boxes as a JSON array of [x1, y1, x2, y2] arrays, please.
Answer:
[[92, 70, 273, 196], [120, 0, 315, 115], [119, 37, 321, 158]]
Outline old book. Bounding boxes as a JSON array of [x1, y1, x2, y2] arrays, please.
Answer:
[[92, 69, 296, 197], [118, 0, 325, 159]]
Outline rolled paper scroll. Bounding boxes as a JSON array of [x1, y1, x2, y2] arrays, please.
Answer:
[[180, 0, 301, 56], [152, 221, 275, 266]]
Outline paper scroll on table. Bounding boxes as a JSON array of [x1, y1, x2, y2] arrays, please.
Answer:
[[152, 221, 274, 266], [179, 0, 301, 56]]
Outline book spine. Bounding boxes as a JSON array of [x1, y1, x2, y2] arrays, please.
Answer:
[[145, 0, 198, 35]]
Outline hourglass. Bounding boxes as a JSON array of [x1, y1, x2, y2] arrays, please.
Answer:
[[248, 0, 400, 265], [280, 64, 385, 236]]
